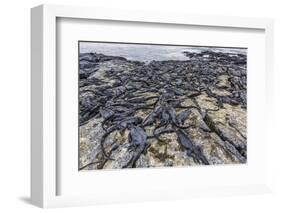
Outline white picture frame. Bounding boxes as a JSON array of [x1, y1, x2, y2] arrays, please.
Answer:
[[31, 4, 274, 208]]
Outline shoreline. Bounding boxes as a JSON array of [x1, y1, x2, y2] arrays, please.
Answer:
[[80, 42, 247, 62]]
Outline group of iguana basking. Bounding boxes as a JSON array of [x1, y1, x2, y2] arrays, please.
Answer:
[[79, 50, 247, 169]]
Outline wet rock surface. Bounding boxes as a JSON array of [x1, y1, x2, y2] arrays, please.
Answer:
[[79, 50, 247, 170]]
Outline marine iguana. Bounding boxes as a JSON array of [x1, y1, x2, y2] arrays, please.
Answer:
[[176, 129, 209, 165]]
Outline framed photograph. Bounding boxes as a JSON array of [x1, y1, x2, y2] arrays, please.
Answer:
[[31, 4, 274, 208]]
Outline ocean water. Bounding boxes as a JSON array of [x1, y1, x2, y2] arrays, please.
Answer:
[[79, 42, 247, 63]]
